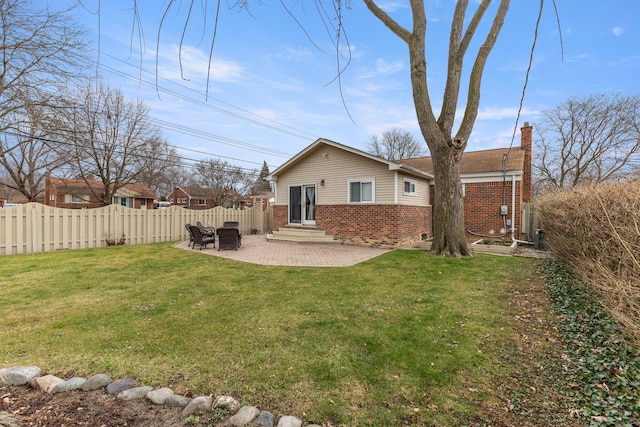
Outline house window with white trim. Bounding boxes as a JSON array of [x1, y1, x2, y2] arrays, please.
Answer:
[[71, 195, 88, 203], [403, 179, 417, 196], [348, 179, 374, 203], [198, 199, 206, 206], [181, 198, 187, 204]]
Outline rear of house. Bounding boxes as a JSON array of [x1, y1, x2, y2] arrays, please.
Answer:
[[269, 139, 433, 248], [268, 124, 533, 248]]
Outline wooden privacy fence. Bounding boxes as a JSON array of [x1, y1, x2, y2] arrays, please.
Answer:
[[0, 203, 273, 256]]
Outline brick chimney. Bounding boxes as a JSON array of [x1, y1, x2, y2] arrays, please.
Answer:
[[520, 122, 533, 202]]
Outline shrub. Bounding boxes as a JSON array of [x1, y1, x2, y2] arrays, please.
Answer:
[[535, 180, 640, 343]]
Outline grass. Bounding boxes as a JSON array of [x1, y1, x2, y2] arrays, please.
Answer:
[[1, 242, 541, 425]]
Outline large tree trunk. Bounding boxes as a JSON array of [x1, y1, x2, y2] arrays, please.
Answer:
[[429, 142, 470, 257]]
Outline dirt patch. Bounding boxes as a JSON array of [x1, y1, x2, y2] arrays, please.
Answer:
[[1, 387, 189, 426]]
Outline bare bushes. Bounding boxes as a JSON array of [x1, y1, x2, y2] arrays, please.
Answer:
[[535, 180, 640, 343]]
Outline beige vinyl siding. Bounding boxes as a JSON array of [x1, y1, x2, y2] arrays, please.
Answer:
[[397, 173, 430, 206], [274, 145, 399, 205]]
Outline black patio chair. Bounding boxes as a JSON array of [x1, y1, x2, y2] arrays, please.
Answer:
[[189, 225, 215, 250], [216, 227, 240, 251], [185, 223, 195, 248], [196, 221, 215, 238]]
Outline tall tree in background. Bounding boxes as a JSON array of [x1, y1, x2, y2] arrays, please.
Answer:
[[366, 128, 426, 160], [134, 135, 183, 197], [194, 158, 253, 207], [0, 0, 87, 199], [251, 161, 272, 195], [534, 93, 640, 192], [56, 84, 164, 206], [0, 91, 66, 201]]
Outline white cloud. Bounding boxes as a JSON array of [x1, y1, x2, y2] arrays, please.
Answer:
[[612, 26, 624, 36], [377, 1, 410, 13], [375, 58, 404, 75], [154, 44, 243, 83]]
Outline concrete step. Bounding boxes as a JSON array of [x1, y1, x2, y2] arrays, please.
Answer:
[[267, 227, 341, 244]]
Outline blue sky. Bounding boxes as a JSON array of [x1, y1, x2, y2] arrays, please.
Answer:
[[73, 1, 640, 173]]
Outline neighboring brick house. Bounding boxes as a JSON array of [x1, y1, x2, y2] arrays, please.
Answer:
[[167, 185, 214, 210], [267, 123, 533, 248], [44, 175, 155, 209], [167, 185, 247, 210]]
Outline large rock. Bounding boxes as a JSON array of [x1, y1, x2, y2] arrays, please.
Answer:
[[32, 375, 64, 393], [276, 415, 302, 427], [252, 410, 275, 427], [106, 377, 138, 395], [164, 394, 191, 408], [117, 386, 153, 401], [0, 366, 41, 386], [213, 395, 240, 413], [146, 387, 174, 405], [181, 395, 212, 416], [52, 377, 86, 393], [228, 405, 260, 426], [81, 374, 111, 391]]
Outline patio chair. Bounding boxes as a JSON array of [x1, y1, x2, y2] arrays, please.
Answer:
[[185, 223, 195, 249], [216, 227, 240, 251], [189, 225, 215, 250], [196, 221, 215, 238], [222, 221, 241, 246]]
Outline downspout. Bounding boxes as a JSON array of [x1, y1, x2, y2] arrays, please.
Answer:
[[511, 175, 516, 241]]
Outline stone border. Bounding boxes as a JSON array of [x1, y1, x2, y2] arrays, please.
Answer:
[[0, 366, 320, 427]]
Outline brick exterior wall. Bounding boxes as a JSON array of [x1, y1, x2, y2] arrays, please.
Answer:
[[272, 204, 432, 248], [463, 181, 522, 239]]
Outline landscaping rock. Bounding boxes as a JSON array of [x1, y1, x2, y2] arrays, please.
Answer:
[[32, 375, 64, 393], [117, 386, 153, 401], [228, 405, 260, 426], [146, 387, 174, 404], [0, 366, 41, 386], [81, 373, 111, 390], [164, 394, 191, 408], [106, 377, 138, 395], [213, 395, 240, 413], [52, 377, 86, 393], [181, 395, 212, 416], [252, 410, 275, 427], [276, 415, 302, 427]]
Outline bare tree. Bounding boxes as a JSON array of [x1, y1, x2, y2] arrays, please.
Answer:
[[0, 0, 88, 200], [56, 84, 164, 206], [363, 0, 510, 256], [134, 135, 184, 197], [534, 93, 640, 192], [194, 158, 254, 207], [366, 128, 427, 160], [0, 91, 66, 201]]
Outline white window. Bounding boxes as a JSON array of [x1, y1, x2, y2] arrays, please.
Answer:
[[348, 179, 374, 203], [141, 198, 146, 207], [181, 198, 187, 204], [169, 198, 174, 203], [71, 195, 87, 203], [198, 199, 206, 206], [403, 179, 417, 195], [49, 194, 55, 201]]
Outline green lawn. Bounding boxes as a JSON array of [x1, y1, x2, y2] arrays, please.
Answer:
[[0, 242, 536, 425]]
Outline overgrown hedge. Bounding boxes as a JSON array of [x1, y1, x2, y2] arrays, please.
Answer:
[[535, 180, 640, 344]]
